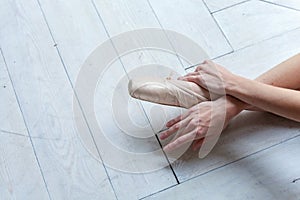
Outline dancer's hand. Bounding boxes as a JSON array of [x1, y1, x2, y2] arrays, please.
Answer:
[[179, 60, 237, 95], [160, 96, 243, 152], [161, 96, 245, 152]]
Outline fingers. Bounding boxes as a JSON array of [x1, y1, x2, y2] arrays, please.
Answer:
[[165, 115, 182, 128], [179, 75, 198, 81], [165, 109, 191, 128], [163, 124, 208, 152], [196, 64, 216, 75], [163, 131, 196, 152], [178, 72, 198, 81], [160, 116, 191, 140], [178, 60, 217, 79]]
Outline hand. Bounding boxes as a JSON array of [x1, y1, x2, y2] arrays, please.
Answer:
[[160, 97, 230, 153], [179, 60, 237, 95]]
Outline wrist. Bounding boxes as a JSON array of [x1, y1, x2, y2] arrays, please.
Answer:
[[225, 74, 244, 95], [224, 95, 247, 119]]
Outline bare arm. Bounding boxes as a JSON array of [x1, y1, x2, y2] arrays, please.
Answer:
[[162, 54, 300, 152], [245, 53, 300, 112], [184, 54, 300, 121], [255, 53, 300, 90], [227, 76, 300, 122]]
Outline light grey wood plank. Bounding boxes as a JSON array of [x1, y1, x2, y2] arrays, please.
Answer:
[[175, 28, 300, 182], [213, 27, 300, 79], [120, 50, 187, 133], [0, 50, 49, 200], [213, 0, 300, 50], [92, 57, 177, 199], [38, 0, 178, 199], [0, 133, 50, 200], [93, 0, 187, 134], [93, 0, 212, 134], [92, 0, 207, 134], [0, 0, 116, 199], [166, 112, 300, 182], [203, 0, 247, 13], [0, 52, 27, 136], [94, 0, 161, 36], [144, 135, 300, 200], [148, 0, 233, 59], [92, 0, 189, 139], [263, 0, 300, 10]]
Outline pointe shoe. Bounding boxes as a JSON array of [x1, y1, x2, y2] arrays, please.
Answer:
[[128, 77, 213, 108]]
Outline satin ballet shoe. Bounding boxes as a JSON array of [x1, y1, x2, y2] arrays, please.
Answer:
[[128, 77, 213, 109]]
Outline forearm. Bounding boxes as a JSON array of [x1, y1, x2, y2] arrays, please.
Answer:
[[227, 76, 300, 122], [255, 53, 300, 89], [224, 53, 300, 115]]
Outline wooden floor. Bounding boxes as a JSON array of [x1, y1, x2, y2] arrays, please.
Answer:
[[1, 0, 300, 199]]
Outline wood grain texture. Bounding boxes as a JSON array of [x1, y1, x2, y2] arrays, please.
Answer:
[[92, 0, 190, 134], [0, 52, 27, 136], [1, 0, 300, 199], [144, 135, 300, 200], [166, 111, 300, 182], [178, 28, 300, 182], [203, 0, 247, 12], [213, 0, 300, 50], [0, 133, 50, 199], [94, 0, 161, 36], [263, 0, 300, 10], [38, 0, 178, 199], [213, 27, 300, 79], [149, 0, 232, 59], [0, 49, 49, 200], [0, 0, 116, 199]]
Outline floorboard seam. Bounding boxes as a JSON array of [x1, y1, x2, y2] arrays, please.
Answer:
[[184, 50, 235, 71], [139, 183, 179, 200], [259, 0, 300, 11], [0, 129, 28, 137], [92, 0, 181, 187], [233, 26, 300, 52], [211, 0, 252, 14], [184, 26, 300, 67], [181, 131, 300, 184], [0, 129, 76, 141], [202, 0, 234, 53], [140, 131, 300, 199], [35, 1, 119, 199], [146, 0, 185, 68], [0, 48, 52, 200]]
